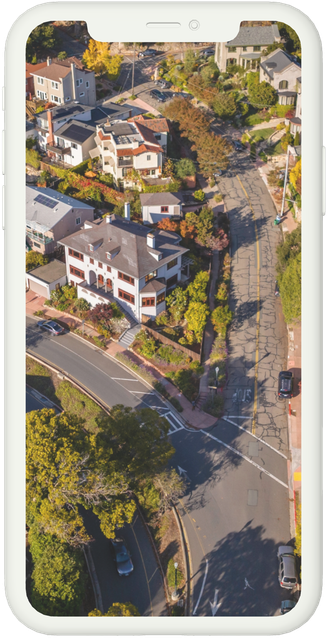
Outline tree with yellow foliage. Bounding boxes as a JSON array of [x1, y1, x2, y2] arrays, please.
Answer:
[[82, 39, 122, 79], [89, 603, 140, 616], [289, 158, 301, 195]]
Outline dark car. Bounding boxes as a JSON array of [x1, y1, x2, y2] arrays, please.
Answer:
[[110, 537, 134, 576], [275, 280, 280, 296], [37, 320, 65, 336], [233, 140, 243, 152], [138, 48, 157, 58], [278, 371, 294, 399], [281, 600, 296, 614], [201, 48, 215, 57], [277, 546, 298, 590], [150, 89, 167, 102]]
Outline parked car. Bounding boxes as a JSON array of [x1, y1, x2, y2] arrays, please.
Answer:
[[155, 79, 171, 89], [138, 48, 157, 58], [110, 537, 134, 576], [233, 140, 243, 152], [37, 320, 65, 336], [150, 89, 167, 102], [213, 168, 225, 177], [281, 600, 297, 614], [278, 371, 294, 399], [274, 280, 280, 296], [277, 546, 298, 589], [200, 48, 215, 57]]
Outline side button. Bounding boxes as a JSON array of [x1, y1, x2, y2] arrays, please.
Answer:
[[323, 146, 326, 216], [2, 185, 5, 230], [2, 130, 4, 175]]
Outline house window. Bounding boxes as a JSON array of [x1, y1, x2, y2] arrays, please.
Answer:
[[228, 46, 236, 52], [76, 79, 80, 87], [155, 134, 161, 140], [69, 248, 83, 260], [72, 143, 78, 149], [37, 77, 44, 85], [98, 262, 103, 269], [157, 292, 165, 304], [69, 265, 85, 279], [98, 274, 104, 284], [79, 78, 83, 85], [33, 241, 41, 248], [86, 81, 90, 88], [147, 155, 151, 160], [106, 278, 112, 288], [167, 257, 178, 270], [79, 92, 85, 97], [279, 80, 289, 90], [51, 95, 61, 104], [118, 271, 134, 285], [242, 46, 247, 52], [142, 297, 155, 307], [150, 169, 156, 175], [90, 258, 94, 265], [161, 206, 169, 213], [145, 270, 157, 283], [119, 289, 135, 305], [107, 266, 112, 273], [166, 274, 178, 288], [51, 81, 59, 90], [253, 46, 261, 52], [75, 217, 81, 226], [65, 96, 71, 102]]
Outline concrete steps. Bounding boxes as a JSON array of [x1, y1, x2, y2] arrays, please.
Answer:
[[118, 323, 141, 348]]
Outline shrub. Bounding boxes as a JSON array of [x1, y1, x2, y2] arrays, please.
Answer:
[[209, 178, 215, 188], [202, 394, 224, 417], [214, 193, 223, 203], [115, 352, 155, 384], [44, 299, 53, 307], [215, 282, 228, 303], [34, 310, 44, 317], [62, 285, 77, 300], [57, 302, 71, 312], [76, 298, 90, 311], [138, 337, 158, 359], [184, 302, 210, 342], [93, 336, 106, 348], [169, 397, 183, 412], [153, 381, 170, 398], [210, 335, 227, 364], [172, 368, 197, 401], [211, 305, 233, 337], [193, 189, 205, 202], [26, 148, 41, 170], [26, 251, 49, 272], [189, 361, 204, 376]]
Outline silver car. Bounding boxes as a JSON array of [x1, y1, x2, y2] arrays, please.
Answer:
[[277, 546, 298, 589]]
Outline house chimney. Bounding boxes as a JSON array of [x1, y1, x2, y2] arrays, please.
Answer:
[[71, 63, 77, 100], [105, 213, 112, 224], [46, 109, 54, 146], [124, 202, 130, 220], [147, 231, 156, 248], [47, 57, 51, 66]]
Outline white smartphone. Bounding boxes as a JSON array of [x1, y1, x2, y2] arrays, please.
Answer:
[[3, 1, 322, 635]]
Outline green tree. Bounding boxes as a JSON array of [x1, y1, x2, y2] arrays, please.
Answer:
[[82, 40, 123, 79], [26, 148, 41, 170], [279, 253, 301, 323], [187, 271, 209, 303], [89, 603, 140, 617], [57, 51, 67, 60], [28, 526, 85, 616], [211, 304, 233, 337], [248, 81, 278, 108], [26, 24, 58, 62], [294, 131, 300, 146], [26, 251, 49, 271], [174, 158, 196, 178], [166, 286, 188, 323], [212, 92, 237, 119], [183, 48, 197, 74], [193, 189, 205, 202], [276, 225, 301, 275], [195, 206, 214, 246], [184, 302, 210, 341], [194, 132, 230, 178], [280, 131, 294, 152], [277, 23, 301, 55]]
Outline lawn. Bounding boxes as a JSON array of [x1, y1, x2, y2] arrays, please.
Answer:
[[249, 127, 276, 143], [267, 140, 284, 156]]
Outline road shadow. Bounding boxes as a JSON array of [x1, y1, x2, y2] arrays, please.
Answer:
[[228, 210, 268, 256], [231, 299, 264, 329]]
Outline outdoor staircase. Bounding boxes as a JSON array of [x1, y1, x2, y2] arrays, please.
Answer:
[[118, 323, 141, 349]]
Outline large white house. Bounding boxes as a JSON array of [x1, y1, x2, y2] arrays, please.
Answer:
[[215, 24, 281, 72], [58, 205, 190, 322], [259, 49, 301, 106], [90, 120, 164, 187]]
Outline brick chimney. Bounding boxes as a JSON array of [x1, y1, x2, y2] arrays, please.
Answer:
[[47, 57, 51, 66], [124, 202, 130, 220], [46, 109, 54, 146]]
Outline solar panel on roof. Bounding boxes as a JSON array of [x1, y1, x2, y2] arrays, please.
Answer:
[[34, 193, 57, 209]]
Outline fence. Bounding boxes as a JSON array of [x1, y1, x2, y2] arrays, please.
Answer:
[[143, 326, 201, 363]]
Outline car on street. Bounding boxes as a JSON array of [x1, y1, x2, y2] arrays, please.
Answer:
[[278, 371, 294, 399], [110, 537, 134, 576], [277, 546, 298, 589], [281, 600, 297, 614], [138, 48, 157, 58], [155, 79, 171, 89], [233, 140, 244, 151], [37, 320, 65, 336], [150, 89, 168, 102], [275, 280, 280, 296]]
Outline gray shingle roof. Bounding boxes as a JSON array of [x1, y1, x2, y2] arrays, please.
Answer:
[[260, 49, 300, 78], [140, 192, 183, 207], [26, 186, 93, 232], [59, 215, 188, 279], [140, 279, 166, 294], [227, 24, 280, 46], [27, 259, 67, 283], [37, 103, 91, 123]]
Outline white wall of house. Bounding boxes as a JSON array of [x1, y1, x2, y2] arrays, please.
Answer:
[[260, 63, 300, 93], [142, 204, 182, 225], [26, 272, 68, 298]]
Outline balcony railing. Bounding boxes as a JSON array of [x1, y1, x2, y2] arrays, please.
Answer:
[[26, 230, 54, 245], [118, 158, 133, 167]]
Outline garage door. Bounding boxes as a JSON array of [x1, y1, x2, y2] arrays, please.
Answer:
[[28, 280, 48, 297]]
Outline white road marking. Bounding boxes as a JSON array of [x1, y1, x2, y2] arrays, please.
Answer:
[[201, 430, 288, 489], [223, 417, 288, 459], [111, 377, 143, 382], [210, 589, 222, 616], [177, 466, 190, 481], [227, 415, 253, 419], [244, 578, 255, 590], [193, 559, 209, 616]]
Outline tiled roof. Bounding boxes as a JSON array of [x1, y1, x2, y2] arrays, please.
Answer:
[[116, 144, 162, 157], [128, 115, 170, 133], [53, 56, 84, 70], [59, 215, 188, 279], [226, 24, 280, 46], [140, 192, 182, 206], [134, 121, 163, 145], [26, 61, 48, 79]]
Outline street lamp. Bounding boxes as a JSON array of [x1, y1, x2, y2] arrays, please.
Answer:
[[215, 366, 219, 393], [172, 562, 179, 600]]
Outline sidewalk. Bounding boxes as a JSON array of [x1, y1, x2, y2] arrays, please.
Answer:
[[257, 167, 302, 505], [26, 291, 216, 429]]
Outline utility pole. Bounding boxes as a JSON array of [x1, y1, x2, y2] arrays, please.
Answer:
[[280, 144, 291, 219], [131, 43, 136, 97]]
